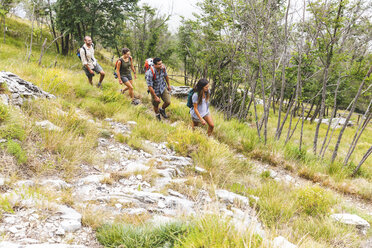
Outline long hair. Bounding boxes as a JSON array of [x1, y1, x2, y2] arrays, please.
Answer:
[[194, 78, 210, 105]]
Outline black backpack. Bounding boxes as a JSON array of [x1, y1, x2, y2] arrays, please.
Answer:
[[187, 89, 195, 108]]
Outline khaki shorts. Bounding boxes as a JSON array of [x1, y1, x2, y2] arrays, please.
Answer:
[[151, 89, 171, 107]]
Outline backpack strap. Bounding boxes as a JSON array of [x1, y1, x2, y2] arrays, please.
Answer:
[[81, 46, 88, 62], [150, 66, 156, 80]]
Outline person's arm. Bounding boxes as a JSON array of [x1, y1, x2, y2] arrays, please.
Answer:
[[130, 57, 136, 79], [117, 60, 123, 84], [165, 75, 171, 91], [146, 71, 160, 102], [81, 48, 94, 75]]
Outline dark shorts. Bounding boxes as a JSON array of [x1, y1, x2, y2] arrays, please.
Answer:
[[83, 63, 103, 78], [151, 89, 171, 107], [120, 74, 132, 83]]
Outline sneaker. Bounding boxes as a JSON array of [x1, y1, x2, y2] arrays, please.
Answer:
[[156, 114, 161, 121], [131, 99, 140, 105], [159, 108, 168, 119], [97, 82, 102, 88]]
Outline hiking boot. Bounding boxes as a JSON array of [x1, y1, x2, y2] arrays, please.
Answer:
[[156, 114, 161, 121], [97, 82, 102, 88], [159, 108, 168, 119], [131, 99, 140, 105]]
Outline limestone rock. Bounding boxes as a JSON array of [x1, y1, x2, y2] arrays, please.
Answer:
[[0, 71, 55, 106], [170, 86, 191, 97], [273, 236, 297, 248], [330, 213, 370, 232], [35, 120, 61, 132], [215, 189, 249, 206], [124, 162, 150, 173]]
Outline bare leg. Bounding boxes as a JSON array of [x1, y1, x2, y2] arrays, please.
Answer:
[[124, 81, 134, 99], [99, 71, 105, 84], [203, 115, 214, 136], [88, 76, 93, 85]]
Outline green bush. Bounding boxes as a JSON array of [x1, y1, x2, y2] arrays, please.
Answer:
[[5, 139, 28, 164], [175, 215, 262, 248], [0, 123, 26, 141], [285, 144, 307, 161], [97, 223, 187, 248], [295, 186, 335, 216], [0, 104, 9, 122]]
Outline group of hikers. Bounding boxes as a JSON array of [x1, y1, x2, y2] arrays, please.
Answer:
[[79, 36, 214, 136]]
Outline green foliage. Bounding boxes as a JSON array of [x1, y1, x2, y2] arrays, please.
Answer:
[[0, 104, 9, 122], [254, 181, 296, 228], [97, 222, 187, 248], [295, 186, 335, 216], [285, 144, 307, 161], [0, 123, 26, 141], [5, 139, 27, 164], [175, 215, 262, 248]]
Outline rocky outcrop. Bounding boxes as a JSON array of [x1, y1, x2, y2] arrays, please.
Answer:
[[331, 213, 370, 235], [0, 71, 55, 106], [170, 86, 191, 97], [0, 119, 266, 247]]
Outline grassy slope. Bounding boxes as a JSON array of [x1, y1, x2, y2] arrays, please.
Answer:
[[0, 17, 371, 247]]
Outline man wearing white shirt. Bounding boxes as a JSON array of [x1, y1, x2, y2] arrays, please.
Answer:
[[80, 36, 105, 87]]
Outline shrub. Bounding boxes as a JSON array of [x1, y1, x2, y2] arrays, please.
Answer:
[[0, 104, 9, 122], [295, 185, 335, 216], [285, 144, 307, 161], [97, 223, 187, 248], [6, 139, 27, 164], [0, 123, 26, 141]]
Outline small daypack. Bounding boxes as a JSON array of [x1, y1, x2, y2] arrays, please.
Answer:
[[187, 89, 195, 108], [113, 56, 132, 79], [76, 46, 87, 61], [76, 44, 94, 61]]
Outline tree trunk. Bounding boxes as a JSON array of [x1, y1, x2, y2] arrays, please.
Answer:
[[3, 16, 5, 43], [38, 38, 48, 66], [332, 65, 372, 163], [27, 4, 35, 63], [352, 145, 372, 177], [48, 0, 59, 53]]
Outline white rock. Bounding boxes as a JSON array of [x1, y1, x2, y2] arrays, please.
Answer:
[[195, 166, 206, 173], [115, 203, 122, 209], [331, 213, 370, 229], [8, 226, 18, 234], [60, 219, 81, 232], [39, 179, 70, 190], [273, 236, 297, 248], [15, 180, 35, 188], [57, 205, 82, 221], [157, 201, 166, 209], [215, 189, 249, 206], [0, 94, 9, 105], [126, 121, 137, 126], [35, 120, 62, 131], [136, 174, 143, 181], [168, 189, 186, 199], [124, 162, 150, 173], [0, 177, 5, 186], [55, 227, 66, 236]]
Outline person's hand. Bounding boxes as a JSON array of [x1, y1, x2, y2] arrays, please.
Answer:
[[134, 73, 137, 79], [201, 119, 206, 125], [167, 85, 171, 91], [119, 80, 123, 85], [155, 96, 161, 103], [89, 70, 95, 76]]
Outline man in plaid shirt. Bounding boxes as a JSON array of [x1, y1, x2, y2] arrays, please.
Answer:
[[146, 57, 171, 121]]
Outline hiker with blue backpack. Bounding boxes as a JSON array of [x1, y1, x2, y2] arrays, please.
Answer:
[[145, 57, 171, 121], [188, 78, 214, 136], [115, 48, 137, 104], [79, 36, 105, 88]]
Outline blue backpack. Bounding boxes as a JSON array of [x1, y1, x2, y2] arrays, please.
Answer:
[[187, 89, 195, 108]]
